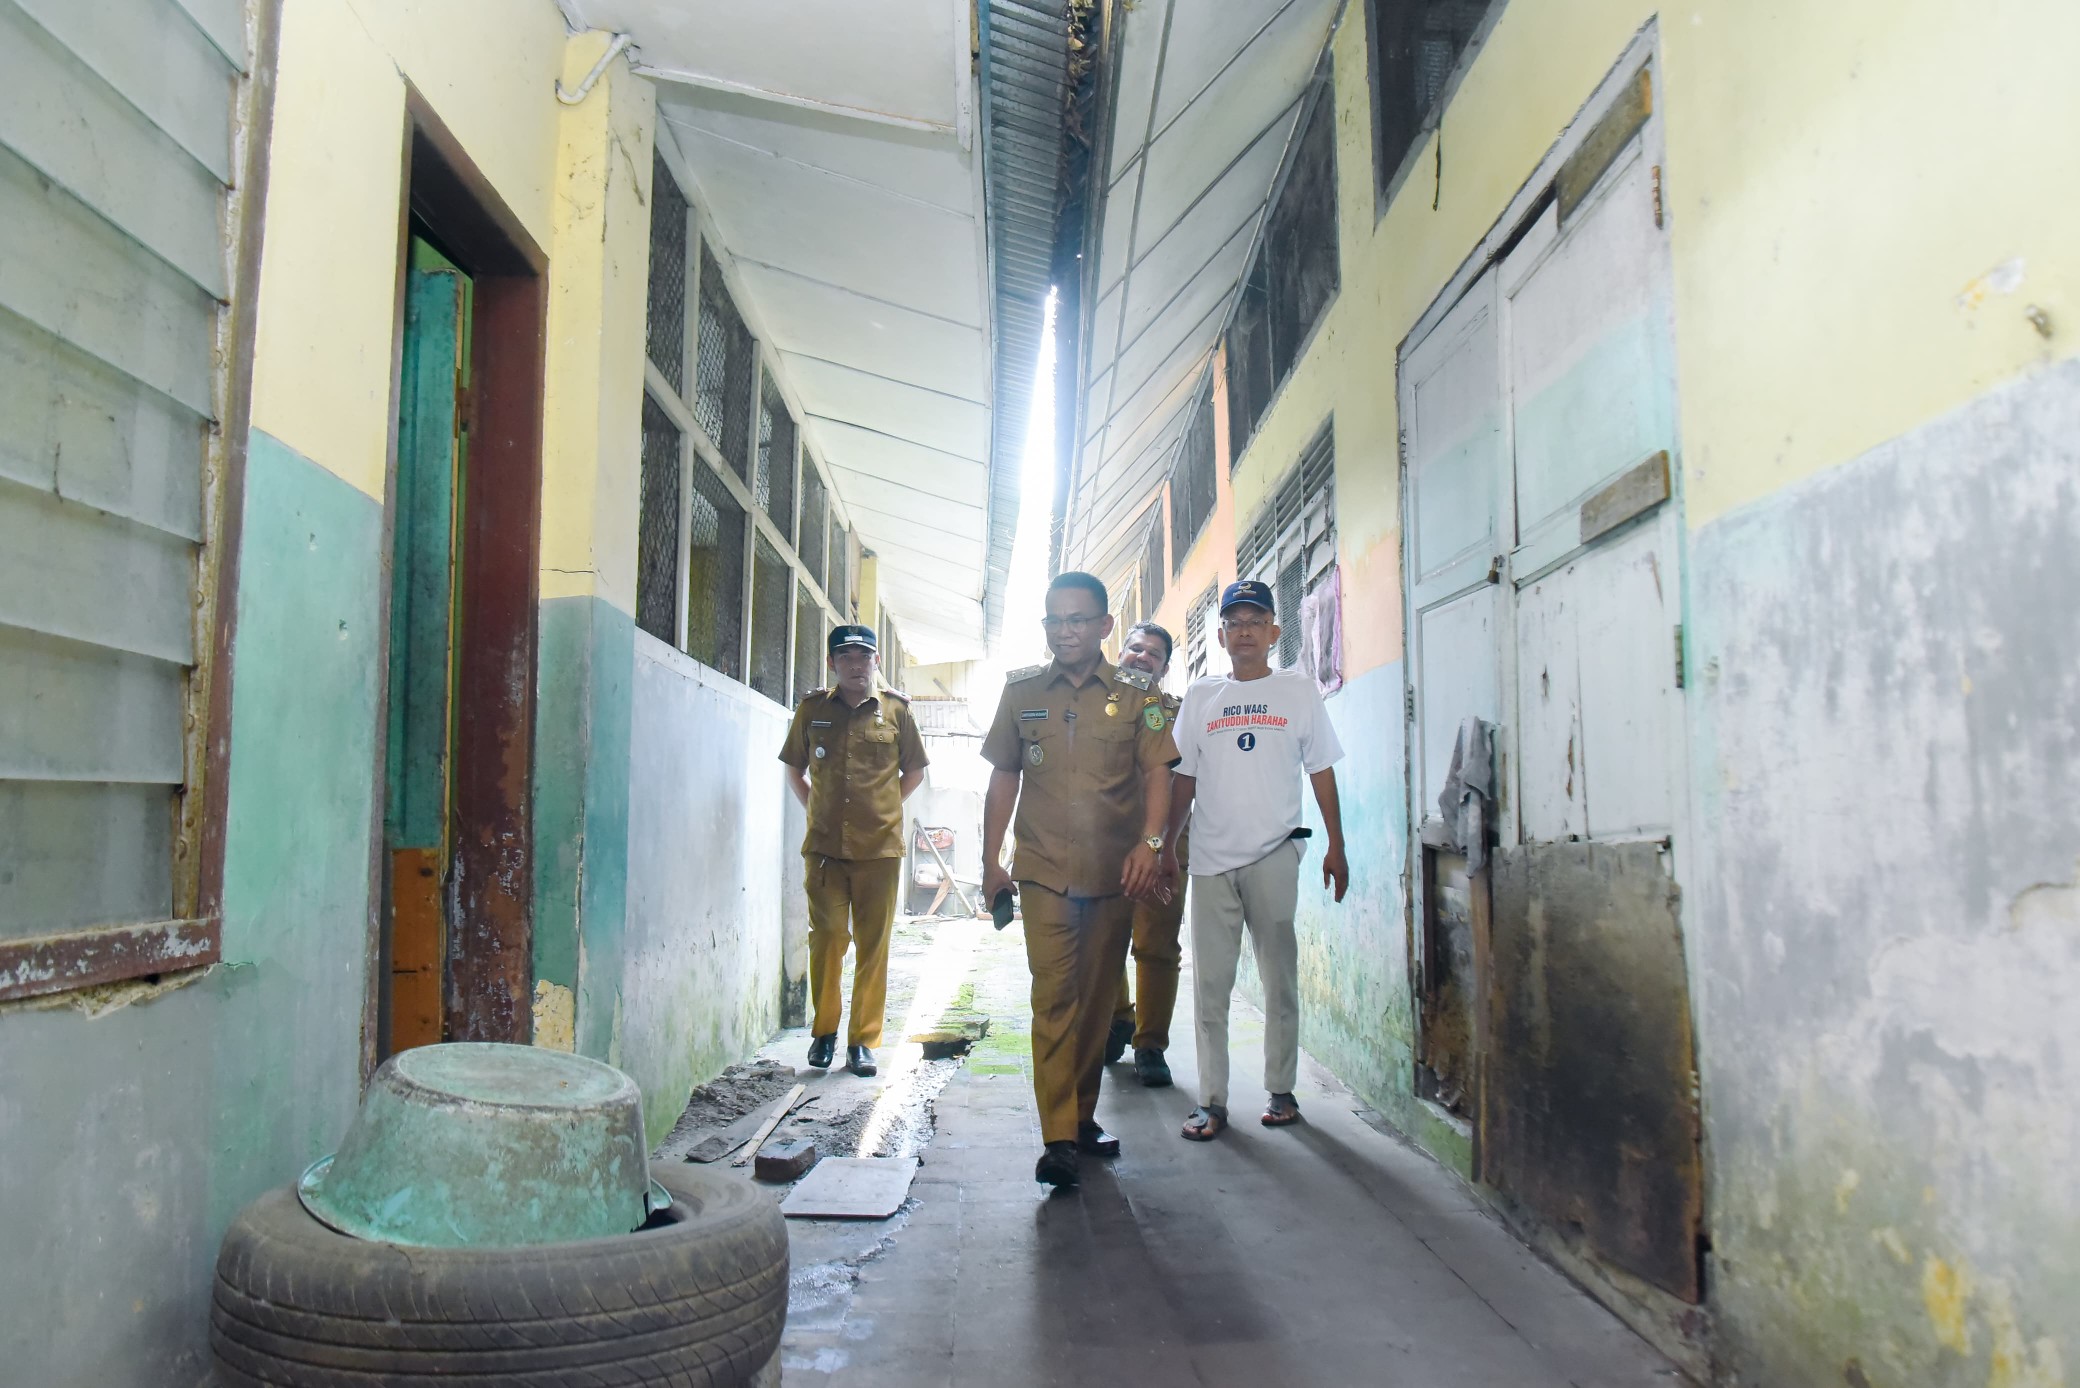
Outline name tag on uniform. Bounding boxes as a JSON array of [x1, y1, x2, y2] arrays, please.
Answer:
[[810, 720, 834, 728], [1019, 709, 1048, 721]]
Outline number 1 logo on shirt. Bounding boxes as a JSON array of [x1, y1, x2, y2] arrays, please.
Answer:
[[1237, 731, 1257, 751]]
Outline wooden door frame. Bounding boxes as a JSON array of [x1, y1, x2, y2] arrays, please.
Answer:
[[364, 90, 547, 1075]]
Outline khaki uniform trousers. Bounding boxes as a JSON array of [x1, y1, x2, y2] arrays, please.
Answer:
[[1110, 887, 1186, 1052], [1020, 884, 1133, 1144], [805, 854, 902, 1047]]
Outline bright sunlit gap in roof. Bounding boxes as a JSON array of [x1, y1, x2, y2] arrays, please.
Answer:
[[979, 288, 1060, 685]]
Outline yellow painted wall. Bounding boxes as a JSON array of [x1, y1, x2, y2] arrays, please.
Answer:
[[539, 33, 653, 614], [1198, 0, 2080, 684]]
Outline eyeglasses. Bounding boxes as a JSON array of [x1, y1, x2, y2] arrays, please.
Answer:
[[1039, 614, 1102, 633], [1220, 615, 1273, 633]]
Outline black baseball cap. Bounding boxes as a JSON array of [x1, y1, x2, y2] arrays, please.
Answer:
[[827, 624, 878, 654], [1218, 579, 1274, 615]]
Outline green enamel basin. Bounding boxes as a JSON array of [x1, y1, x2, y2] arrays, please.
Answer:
[[299, 1043, 668, 1248]]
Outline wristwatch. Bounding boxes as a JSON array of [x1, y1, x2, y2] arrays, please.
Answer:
[[1144, 834, 1165, 853]]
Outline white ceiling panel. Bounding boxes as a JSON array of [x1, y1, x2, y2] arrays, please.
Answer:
[[662, 93, 974, 212], [1111, 238, 1249, 410], [821, 429, 989, 509], [1096, 188, 1136, 297], [1146, 0, 1273, 131], [1104, 0, 1166, 183], [782, 353, 988, 461], [570, 0, 962, 129], [732, 263, 988, 402], [1117, 185, 1264, 349]]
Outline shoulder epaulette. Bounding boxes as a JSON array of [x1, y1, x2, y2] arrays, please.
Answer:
[[881, 686, 910, 703], [1005, 664, 1047, 683], [1113, 665, 1152, 691], [1162, 690, 1182, 711], [805, 687, 830, 702]]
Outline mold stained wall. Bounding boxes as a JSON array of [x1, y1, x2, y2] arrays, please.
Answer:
[[1147, 0, 2080, 1381]]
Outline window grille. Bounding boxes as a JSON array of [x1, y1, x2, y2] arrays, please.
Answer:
[[686, 457, 746, 678], [798, 459, 828, 594], [1138, 509, 1165, 618], [646, 151, 688, 393], [1236, 427, 1336, 668], [750, 533, 792, 703], [794, 585, 824, 703], [828, 520, 851, 618], [1185, 583, 1218, 681], [1370, 0, 1493, 196], [694, 242, 755, 477], [756, 374, 798, 536], [1169, 384, 1217, 568], [1224, 77, 1339, 458], [636, 394, 683, 644]]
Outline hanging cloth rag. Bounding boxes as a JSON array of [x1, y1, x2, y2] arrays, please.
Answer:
[[1437, 715, 1495, 871]]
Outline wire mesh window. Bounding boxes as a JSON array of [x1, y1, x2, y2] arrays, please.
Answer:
[[794, 585, 825, 704], [1185, 583, 1218, 681], [1138, 509, 1165, 617], [798, 460, 828, 594], [1224, 77, 1339, 459], [1169, 384, 1217, 569], [686, 458, 746, 679], [636, 394, 683, 645], [1370, 0, 1494, 196], [828, 520, 851, 619], [756, 374, 798, 537], [694, 242, 755, 477], [646, 151, 688, 394], [1236, 427, 1336, 669], [750, 533, 792, 703]]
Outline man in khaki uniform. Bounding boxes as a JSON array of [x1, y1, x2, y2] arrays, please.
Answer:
[[981, 573, 1177, 1190], [780, 624, 929, 1077], [1103, 621, 1188, 1090]]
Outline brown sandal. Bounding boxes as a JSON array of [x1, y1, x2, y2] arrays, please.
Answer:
[[1262, 1093, 1302, 1127], [1181, 1105, 1228, 1141]]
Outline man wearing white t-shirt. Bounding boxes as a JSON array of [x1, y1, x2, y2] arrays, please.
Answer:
[[1164, 579, 1348, 1141]]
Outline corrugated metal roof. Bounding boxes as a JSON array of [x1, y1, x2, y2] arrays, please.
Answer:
[[978, 0, 1073, 652]]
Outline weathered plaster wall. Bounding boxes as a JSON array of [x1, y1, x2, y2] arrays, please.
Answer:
[[621, 638, 793, 1142], [1153, 0, 2080, 1377], [1688, 359, 2080, 1387], [0, 431, 382, 1383]]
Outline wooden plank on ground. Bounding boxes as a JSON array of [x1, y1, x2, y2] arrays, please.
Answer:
[[780, 1157, 918, 1220]]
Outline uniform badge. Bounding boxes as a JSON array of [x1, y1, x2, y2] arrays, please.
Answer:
[[1105, 693, 1120, 717], [1143, 705, 1166, 731], [1026, 742, 1044, 767], [813, 746, 828, 759]]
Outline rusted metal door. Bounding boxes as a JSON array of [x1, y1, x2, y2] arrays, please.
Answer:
[[1400, 63, 1705, 1302]]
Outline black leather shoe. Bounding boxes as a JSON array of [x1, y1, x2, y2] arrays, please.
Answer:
[[1104, 1017, 1135, 1065], [1075, 1121, 1121, 1158], [806, 1034, 836, 1069], [1134, 1047, 1173, 1088], [1035, 1141, 1081, 1189], [847, 1044, 877, 1077]]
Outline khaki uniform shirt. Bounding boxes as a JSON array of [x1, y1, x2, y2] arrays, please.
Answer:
[[981, 659, 1180, 898], [779, 686, 929, 860]]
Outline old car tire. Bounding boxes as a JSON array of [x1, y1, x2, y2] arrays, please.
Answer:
[[210, 1162, 787, 1386]]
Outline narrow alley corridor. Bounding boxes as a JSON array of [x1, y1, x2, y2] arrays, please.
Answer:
[[742, 915, 1682, 1388]]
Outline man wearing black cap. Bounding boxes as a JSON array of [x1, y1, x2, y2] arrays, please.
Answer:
[[1168, 580, 1348, 1142], [779, 625, 929, 1077]]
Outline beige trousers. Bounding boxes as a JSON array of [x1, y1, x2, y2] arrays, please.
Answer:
[[1189, 838, 1302, 1110]]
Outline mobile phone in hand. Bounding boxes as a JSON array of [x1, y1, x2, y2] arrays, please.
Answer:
[[991, 888, 1015, 931]]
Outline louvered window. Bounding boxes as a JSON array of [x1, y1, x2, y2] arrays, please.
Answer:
[[636, 395, 682, 644], [828, 520, 851, 619], [694, 243, 755, 477], [1236, 428, 1336, 669], [1185, 583, 1219, 681], [1138, 510, 1165, 618], [1225, 76, 1339, 459]]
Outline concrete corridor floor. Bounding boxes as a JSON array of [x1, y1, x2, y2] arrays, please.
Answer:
[[756, 914, 1686, 1388]]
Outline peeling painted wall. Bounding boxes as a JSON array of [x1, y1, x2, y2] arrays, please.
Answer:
[[619, 637, 792, 1142], [1688, 359, 2080, 1386]]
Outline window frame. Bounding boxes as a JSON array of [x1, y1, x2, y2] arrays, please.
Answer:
[[642, 134, 854, 707], [1235, 423, 1337, 671], [1367, 0, 1511, 216]]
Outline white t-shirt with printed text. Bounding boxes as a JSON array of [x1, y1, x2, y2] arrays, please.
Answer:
[[1174, 669, 1344, 876]]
